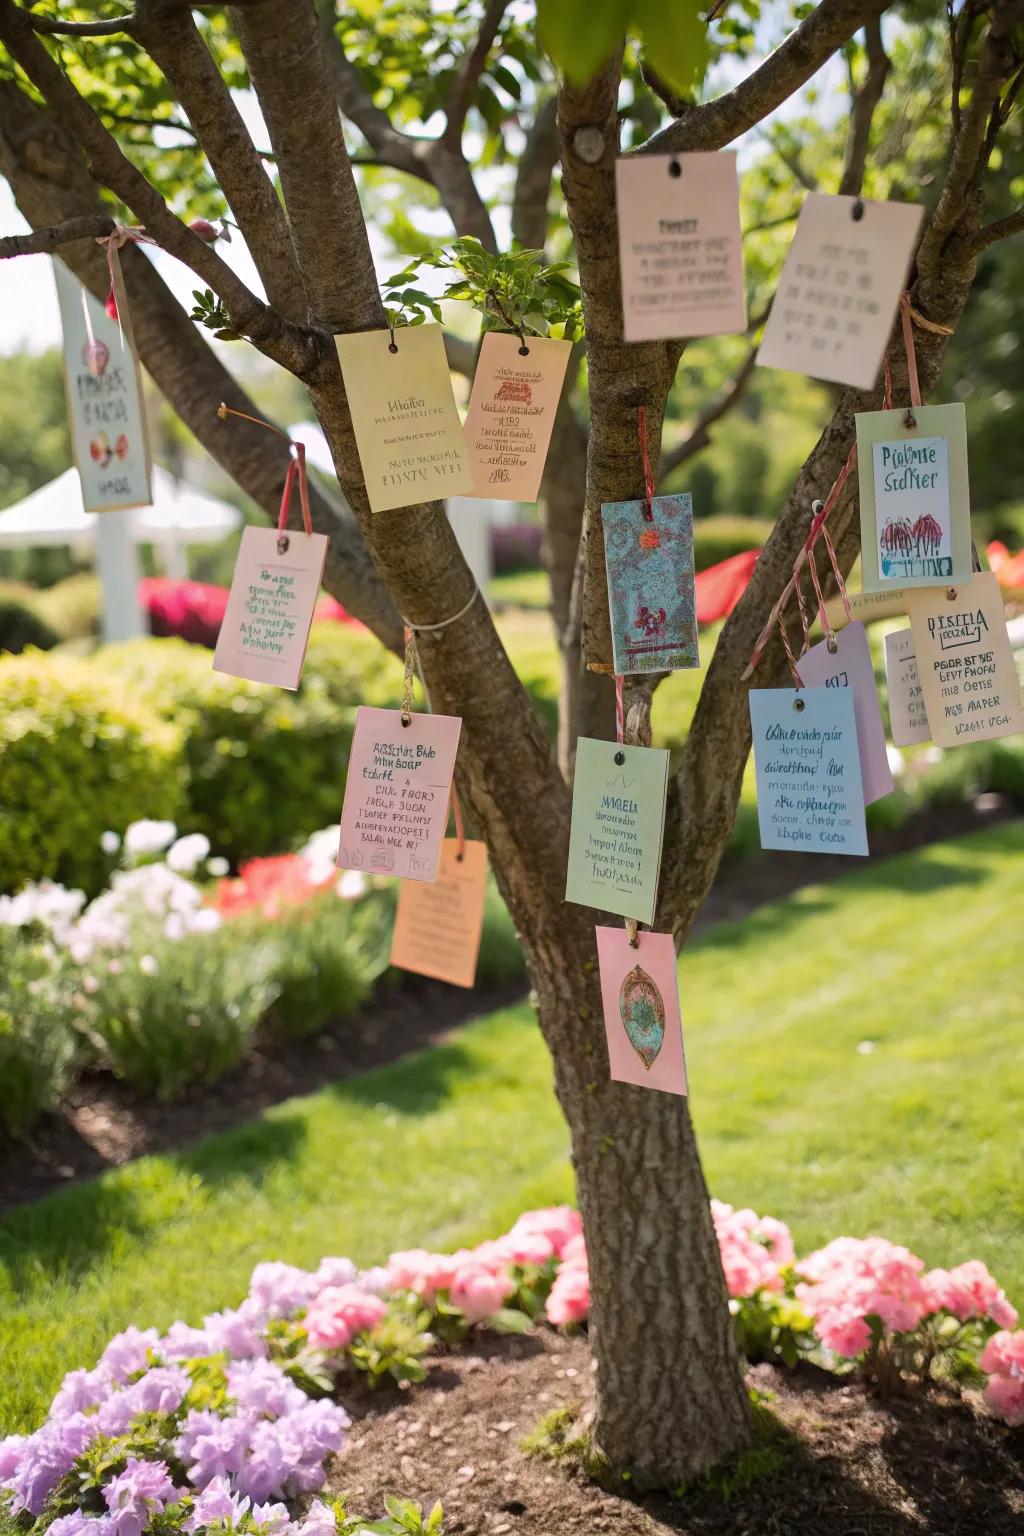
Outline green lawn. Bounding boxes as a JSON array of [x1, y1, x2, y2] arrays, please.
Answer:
[[2, 823, 1022, 1435]]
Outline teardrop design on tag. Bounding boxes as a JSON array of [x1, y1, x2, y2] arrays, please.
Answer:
[[618, 963, 665, 1070], [82, 338, 110, 378]]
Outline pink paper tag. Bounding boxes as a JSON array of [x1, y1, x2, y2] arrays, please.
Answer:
[[338, 706, 462, 881], [213, 525, 328, 690], [596, 927, 687, 1097], [462, 332, 572, 502], [796, 621, 893, 805]]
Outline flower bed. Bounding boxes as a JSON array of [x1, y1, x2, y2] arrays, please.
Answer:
[[1, 1203, 1020, 1536]]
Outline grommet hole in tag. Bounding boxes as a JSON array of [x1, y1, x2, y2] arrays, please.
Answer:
[[793, 697, 806, 712], [668, 158, 682, 179], [614, 750, 626, 766], [851, 198, 865, 221]]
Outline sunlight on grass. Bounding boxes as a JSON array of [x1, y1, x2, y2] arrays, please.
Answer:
[[1, 823, 1021, 1433]]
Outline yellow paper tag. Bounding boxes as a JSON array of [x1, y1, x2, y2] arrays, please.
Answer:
[[906, 572, 1024, 747]]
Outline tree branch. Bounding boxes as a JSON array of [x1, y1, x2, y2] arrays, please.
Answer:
[[644, 0, 891, 155], [132, 0, 304, 323], [0, 77, 401, 650], [442, 0, 509, 147], [971, 203, 1024, 251], [837, 15, 891, 196], [24, 8, 135, 36], [0, 0, 315, 376], [511, 94, 559, 251], [0, 213, 113, 256]]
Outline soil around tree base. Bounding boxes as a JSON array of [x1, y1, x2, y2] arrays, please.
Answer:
[[330, 1329, 1024, 1536]]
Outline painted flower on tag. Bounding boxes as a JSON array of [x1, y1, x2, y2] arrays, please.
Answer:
[[82, 338, 110, 378], [638, 527, 661, 550], [619, 963, 665, 1070], [634, 604, 667, 638]]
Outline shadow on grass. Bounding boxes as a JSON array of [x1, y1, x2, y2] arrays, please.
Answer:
[[326, 1033, 490, 1119]]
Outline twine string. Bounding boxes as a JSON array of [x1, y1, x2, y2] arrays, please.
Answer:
[[637, 406, 656, 522]]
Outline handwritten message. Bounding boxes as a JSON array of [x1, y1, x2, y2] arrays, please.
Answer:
[[883, 628, 931, 746], [905, 572, 1024, 747], [336, 325, 471, 512], [54, 258, 151, 512], [390, 838, 487, 988], [749, 687, 869, 856], [757, 193, 923, 389], [214, 526, 328, 689], [338, 706, 462, 882], [565, 738, 669, 923], [463, 331, 571, 502], [796, 621, 892, 804], [616, 151, 746, 342]]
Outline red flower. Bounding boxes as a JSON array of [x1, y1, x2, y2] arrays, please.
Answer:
[[214, 854, 329, 920]]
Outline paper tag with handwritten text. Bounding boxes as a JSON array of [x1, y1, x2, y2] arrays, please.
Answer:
[[335, 324, 471, 512], [905, 572, 1024, 748], [796, 622, 892, 804], [338, 706, 462, 881], [616, 152, 746, 342], [54, 259, 152, 512], [462, 331, 571, 502], [757, 193, 923, 389], [856, 404, 972, 591], [749, 687, 869, 855], [884, 629, 931, 746], [214, 526, 328, 690], [390, 838, 487, 988], [565, 737, 669, 924], [596, 928, 687, 1097]]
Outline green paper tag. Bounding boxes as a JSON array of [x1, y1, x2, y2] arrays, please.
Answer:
[[565, 737, 670, 924]]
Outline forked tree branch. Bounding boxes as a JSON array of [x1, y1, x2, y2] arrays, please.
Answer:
[[644, 0, 892, 155], [837, 15, 890, 195], [511, 94, 559, 250], [442, 0, 510, 146], [972, 204, 1024, 250], [24, 8, 135, 35]]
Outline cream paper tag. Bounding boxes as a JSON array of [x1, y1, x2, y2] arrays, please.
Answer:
[[905, 572, 1024, 747], [757, 193, 924, 389], [335, 324, 471, 512], [462, 331, 571, 501], [883, 628, 931, 747], [615, 151, 746, 342]]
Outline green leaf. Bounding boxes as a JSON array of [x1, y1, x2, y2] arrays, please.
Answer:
[[633, 0, 709, 96], [489, 1306, 533, 1335], [536, 0, 628, 86]]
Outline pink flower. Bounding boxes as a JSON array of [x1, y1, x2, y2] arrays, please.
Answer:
[[710, 1201, 789, 1298], [546, 1263, 590, 1326], [981, 1331, 1024, 1425], [386, 1249, 459, 1304], [303, 1285, 387, 1352], [507, 1207, 582, 1260], [795, 1236, 929, 1357], [922, 1261, 1019, 1329], [448, 1263, 514, 1323]]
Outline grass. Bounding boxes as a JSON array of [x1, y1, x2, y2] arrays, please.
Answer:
[[2, 823, 1022, 1433]]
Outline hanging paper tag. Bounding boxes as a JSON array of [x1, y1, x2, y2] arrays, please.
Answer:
[[53, 259, 152, 512], [855, 403, 972, 591], [596, 928, 687, 1096], [602, 495, 699, 674], [749, 687, 869, 855], [796, 622, 892, 804], [905, 572, 1024, 747], [615, 152, 746, 342], [462, 332, 571, 502], [335, 324, 471, 512], [823, 587, 906, 632], [338, 706, 462, 881], [565, 737, 669, 924], [389, 838, 487, 988], [884, 628, 931, 747], [213, 526, 328, 689], [757, 193, 923, 389]]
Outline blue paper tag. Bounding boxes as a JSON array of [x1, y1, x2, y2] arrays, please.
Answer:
[[749, 687, 869, 856], [601, 495, 699, 675]]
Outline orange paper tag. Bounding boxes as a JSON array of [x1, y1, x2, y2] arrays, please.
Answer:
[[905, 572, 1024, 747], [462, 332, 571, 502], [389, 838, 488, 988]]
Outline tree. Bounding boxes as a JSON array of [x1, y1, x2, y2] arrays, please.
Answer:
[[1, 0, 1021, 1488]]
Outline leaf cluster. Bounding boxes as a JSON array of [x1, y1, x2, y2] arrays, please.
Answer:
[[381, 236, 583, 340]]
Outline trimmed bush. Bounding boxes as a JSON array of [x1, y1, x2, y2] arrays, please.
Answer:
[[0, 652, 185, 895], [98, 637, 357, 865], [0, 599, 58, 654], [33, 573, 102, 642]]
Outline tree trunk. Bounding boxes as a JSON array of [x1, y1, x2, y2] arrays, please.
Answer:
[[526, 910, 752, 1484]]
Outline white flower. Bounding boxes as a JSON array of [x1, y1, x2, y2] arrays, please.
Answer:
[[138, 954, 159, 976], [164, 913, 186, 942], [123, 820, 178, 860], [208, 857, 230, 878], [190, 908, 222, 934], [299, 826, 341, 885], [100, 830, 122, 856], [336, 870, 367, 901], [0, 881, 86, 943], [167, 833, 211, 875]]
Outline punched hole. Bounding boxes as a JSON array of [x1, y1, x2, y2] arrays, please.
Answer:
[[614, 750, 626, 765], [793, 696, 806, 712], [518, 344, 530, 356], [668, 159, 682, 178], [851, 198, 865, 221], [400, 712, 412, 728], [276, 534, 290, 554], [946, 587, 958, 603], [826, 635, 839, 655], [388, 341, 399, 354]]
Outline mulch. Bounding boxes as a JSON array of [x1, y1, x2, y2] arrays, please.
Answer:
[[0, 793, 1014, 1217], [330, 1328, 1024, 1536]]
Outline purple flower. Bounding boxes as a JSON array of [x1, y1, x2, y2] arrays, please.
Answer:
[[129, 1367, 190, 1417], [0, 1433, 26, 1482], [235, 1403, 348, 1503], [6, 1414, 97, 1516], [103, 1457, 179, 1536], [183, 1474, 250, 1532], [161, 1322, 214, 1362], [247, 1264, 318, 1322], [99, 1328, 160, 1385], [313, 1258, 357, 1292], [178, 1412, 253, 1488], [299, 1500, 337, 1536], [355, 1267, 391, 1297], [50, 1369, 110, 1418], [203, 1304, 266, 1361], [250, 1501, 294, 1533], [49, 1515, 116, 1536], [226, 1361, 306, 1420], [95, 1393, 137, 1438]]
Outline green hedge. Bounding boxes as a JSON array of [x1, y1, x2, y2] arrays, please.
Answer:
[[693, 514, 773, 572], [0, 652, 184, 895], [0, 597, 59, 655]]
